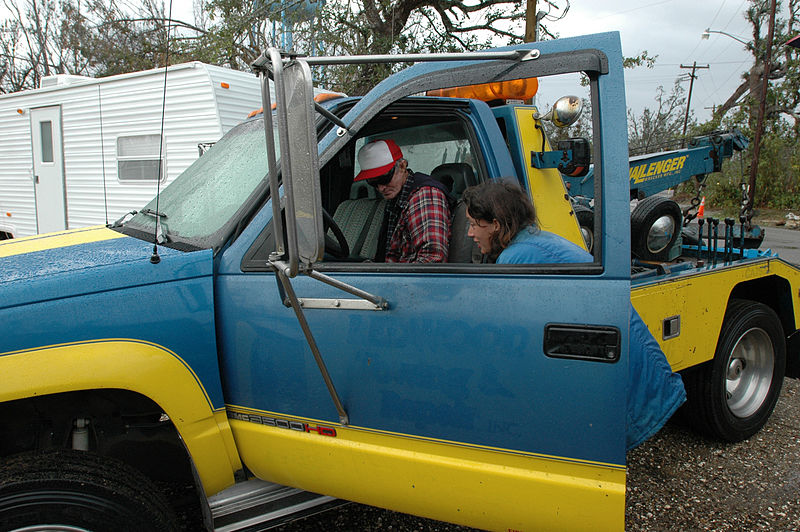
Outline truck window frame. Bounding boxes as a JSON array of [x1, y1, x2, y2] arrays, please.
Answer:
[[241, 79, 604, 276]]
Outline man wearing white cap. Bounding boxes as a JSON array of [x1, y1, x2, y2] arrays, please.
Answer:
[[355, 139, 453, 263]]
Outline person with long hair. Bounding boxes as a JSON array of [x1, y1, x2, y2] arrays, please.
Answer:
[[463, 180, 591, 264]]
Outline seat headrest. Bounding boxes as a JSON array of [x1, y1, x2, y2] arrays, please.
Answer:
[[350, 180, 376, 199], [431, 163, 477, 198]]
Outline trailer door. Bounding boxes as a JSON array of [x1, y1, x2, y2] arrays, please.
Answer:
[[30, 106, 66, 234]]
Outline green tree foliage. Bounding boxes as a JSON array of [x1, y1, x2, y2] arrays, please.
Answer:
[[0, 0, 570, 94], [192, 0, 571, 94]]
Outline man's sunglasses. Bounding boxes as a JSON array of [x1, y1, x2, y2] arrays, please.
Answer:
[[366, 165, 396, 188]]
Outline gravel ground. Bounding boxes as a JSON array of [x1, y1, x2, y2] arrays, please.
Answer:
[[276, 378, 800, 531]]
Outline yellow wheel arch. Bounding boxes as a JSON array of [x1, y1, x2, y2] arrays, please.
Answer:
[[0, 339, 241, 496]]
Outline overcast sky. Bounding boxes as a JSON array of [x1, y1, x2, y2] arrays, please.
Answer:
[[543, 0, 764, 123]]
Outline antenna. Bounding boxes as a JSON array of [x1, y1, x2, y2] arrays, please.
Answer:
[[150, 0, 174, 265], [98, 85, 109, 225]]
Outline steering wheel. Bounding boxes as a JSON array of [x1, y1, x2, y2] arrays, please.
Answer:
[[323, 208, 350, 259]]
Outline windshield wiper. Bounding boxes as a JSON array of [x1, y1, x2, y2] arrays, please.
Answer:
[[110, 210, 137, 228], [140, 208, 169, 244], [140, 208, 167, 219]]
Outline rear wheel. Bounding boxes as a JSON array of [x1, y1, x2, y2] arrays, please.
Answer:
[[0, 449, 178, 531], [630, 196, 681, 260], [683, 299, 785, 441]]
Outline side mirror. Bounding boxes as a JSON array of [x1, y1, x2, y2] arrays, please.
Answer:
[[282, 60, 325, 270], [262, 50, 325, 277], [536, 95, 583, 128], [556, 138, 591, 177]]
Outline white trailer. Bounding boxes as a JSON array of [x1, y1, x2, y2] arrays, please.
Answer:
[[0, 62, 267, 239]]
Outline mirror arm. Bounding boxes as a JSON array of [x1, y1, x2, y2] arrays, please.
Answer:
[[306, 270, 388, 309], [272, 262, 350, 425], [269, 48, 301, 277], [260, 71, 286, 258], [314, 101, 352, 135]]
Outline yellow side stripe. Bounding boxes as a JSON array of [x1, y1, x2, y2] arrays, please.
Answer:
[[226, 405, 625, 470], [0, 226, 127, 258]]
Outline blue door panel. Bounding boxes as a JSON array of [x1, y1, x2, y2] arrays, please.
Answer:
[[216, 271, 628, 465]]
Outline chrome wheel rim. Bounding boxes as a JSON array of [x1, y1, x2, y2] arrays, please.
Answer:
[[725, 327, 774, 418], [646, 215, 676, 253], [580, 226, 594, 251]]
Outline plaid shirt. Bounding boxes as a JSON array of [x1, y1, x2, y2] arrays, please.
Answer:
[[385, 172, 451, 263]]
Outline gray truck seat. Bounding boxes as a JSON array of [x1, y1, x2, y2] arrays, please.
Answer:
[[431, 162, 477, 198], [331, 196, 386, 260], [430, 162, 481, 263], [448, 200, 482, 263]]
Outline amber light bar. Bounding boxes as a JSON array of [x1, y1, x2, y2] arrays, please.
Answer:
[[426, 78, 538, 102]]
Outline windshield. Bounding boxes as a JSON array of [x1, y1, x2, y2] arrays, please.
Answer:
[[123, 116, 277, 251]]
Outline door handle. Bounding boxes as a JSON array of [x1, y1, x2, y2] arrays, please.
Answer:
[[543, 323, 620, 363], [34, 175, 39, 184]]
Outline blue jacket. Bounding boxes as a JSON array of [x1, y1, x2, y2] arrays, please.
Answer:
[[498, 225, 686, 450]]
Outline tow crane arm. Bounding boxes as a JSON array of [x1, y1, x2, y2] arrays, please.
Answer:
[[561, 129, 748, 201]]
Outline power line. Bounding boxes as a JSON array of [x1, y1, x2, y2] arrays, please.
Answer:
[[720, 0, 749, 32], [592, 0, 676, 20], [708, 0, 728, 28]]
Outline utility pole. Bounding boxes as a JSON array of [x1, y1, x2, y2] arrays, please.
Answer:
[[679, 62, 709, 147], [525, 0, 537, 42]]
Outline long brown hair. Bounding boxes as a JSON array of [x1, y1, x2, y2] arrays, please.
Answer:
[[462, 180, 537, 260]]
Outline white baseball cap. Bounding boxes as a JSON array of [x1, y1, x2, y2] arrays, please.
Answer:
[[355, 139, 403, 182]]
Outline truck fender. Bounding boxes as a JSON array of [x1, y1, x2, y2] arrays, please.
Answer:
[[0, 339, 241, 496]]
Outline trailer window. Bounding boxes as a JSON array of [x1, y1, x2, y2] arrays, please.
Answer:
[[39, 121, 54, 163], [117, 134, 164, 181]]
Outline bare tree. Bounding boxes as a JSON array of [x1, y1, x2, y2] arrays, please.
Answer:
[[628, 80, 689, 156]]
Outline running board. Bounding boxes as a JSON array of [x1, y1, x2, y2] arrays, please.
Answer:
[[210, 478, 346, 531]]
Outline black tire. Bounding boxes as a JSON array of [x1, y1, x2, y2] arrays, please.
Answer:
[[573, 204, 594, 252], [630, 196, 682, 260], [0, 449, 178, 531], [683, 299, 786, 442]]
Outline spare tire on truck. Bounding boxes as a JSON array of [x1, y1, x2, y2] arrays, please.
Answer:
[[573, 204, 595, 253], [631, 196, 682, 261]]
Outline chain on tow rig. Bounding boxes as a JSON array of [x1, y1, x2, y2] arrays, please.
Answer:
[[682, 173, 709, 227]]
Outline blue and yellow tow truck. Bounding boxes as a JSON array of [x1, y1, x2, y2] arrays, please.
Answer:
[[1, 32, 798, 531]]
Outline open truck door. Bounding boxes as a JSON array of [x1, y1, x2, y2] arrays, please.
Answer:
[[215, 33, 632, 530]]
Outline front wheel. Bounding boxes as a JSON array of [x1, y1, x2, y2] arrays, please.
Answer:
[[0, 449, 178, 531], [683, 299, 786, 442]]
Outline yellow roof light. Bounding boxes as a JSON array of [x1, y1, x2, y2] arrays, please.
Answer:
[[426, 78, 538, 102]]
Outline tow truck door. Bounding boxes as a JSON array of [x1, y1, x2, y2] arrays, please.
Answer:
[[217, 33, 631, 530]]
